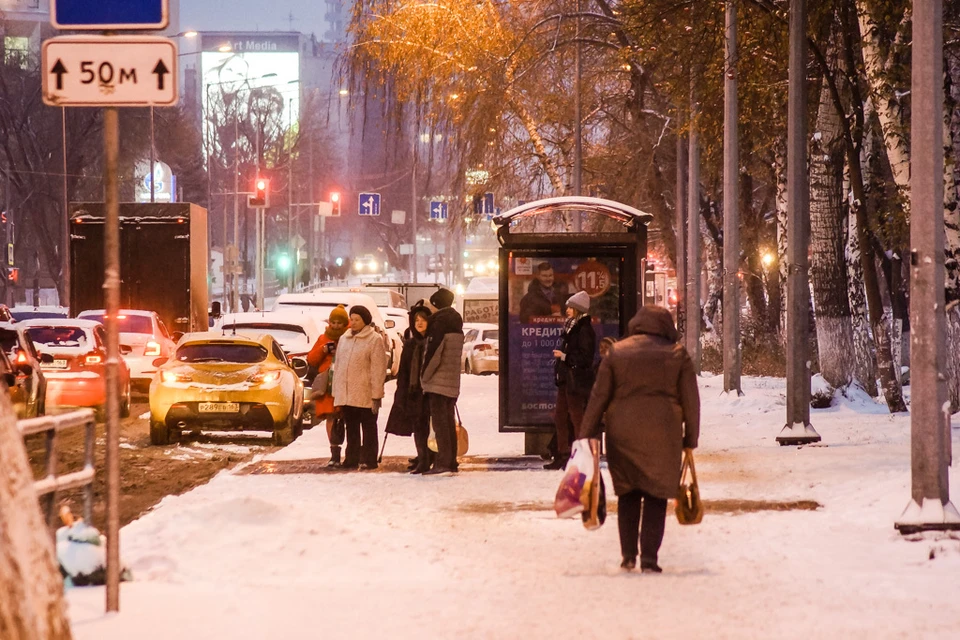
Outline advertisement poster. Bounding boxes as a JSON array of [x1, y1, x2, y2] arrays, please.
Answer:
[[506, 253, 622, 426]]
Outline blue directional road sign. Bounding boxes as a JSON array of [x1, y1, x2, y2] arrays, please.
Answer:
[[52, 0, 169, 30], [483, 192, 495, 215], [430, 201, 448, 221], [358, 192, 381, 217]]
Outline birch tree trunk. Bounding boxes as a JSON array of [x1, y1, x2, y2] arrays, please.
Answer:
[[942, 52, 960, 410], [810, 70, 855, 389], [847, 210, 878, 396], [0, 390, 73, 640], [774, 141, 788, 339]]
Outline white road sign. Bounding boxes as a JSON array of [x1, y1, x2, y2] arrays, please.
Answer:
[[42, 36, 178, 107]]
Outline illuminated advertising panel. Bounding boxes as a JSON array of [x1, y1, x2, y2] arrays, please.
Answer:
[[504, 252, 623, 426], [199, 33, 301, 152]]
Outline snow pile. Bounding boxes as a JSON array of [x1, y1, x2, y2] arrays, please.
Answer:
[[66, 374, 960, 639]]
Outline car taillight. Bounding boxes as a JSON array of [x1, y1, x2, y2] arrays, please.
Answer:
[[85, 354, 102, 365], [16, 350, 27, 364], [144, 341, 161, 356], [474, 343, 492, 352], [249, 370, 280, 385], [162, 370, 192, 384]]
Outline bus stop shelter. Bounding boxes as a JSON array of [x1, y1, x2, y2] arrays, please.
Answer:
[[492, 196, 653, 451]]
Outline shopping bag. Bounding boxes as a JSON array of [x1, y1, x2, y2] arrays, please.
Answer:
[[675, 449, 704, 525], [427, 406, 469, 456], [580, 439, 605, 530], [310, 370, 330, 398], [554, 438, 599, 519]]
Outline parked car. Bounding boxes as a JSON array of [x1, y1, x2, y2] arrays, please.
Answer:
[[272, 291, 397, 376], [10, 305, 69, 322], [462, 323, 499, 375], [22, 318, 131, 420], [77, 309, 177, 393], [218, 311, 322, 361], [148, 332, 307, 446], [0, 321, 49, 418]]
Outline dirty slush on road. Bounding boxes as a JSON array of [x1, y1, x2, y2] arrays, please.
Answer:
[[25, 401, 278, 529]]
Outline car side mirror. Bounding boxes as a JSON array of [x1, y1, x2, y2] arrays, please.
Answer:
[[119, 344, 133, 355], [17, 363, 33, 376], [2, 372, 15, 388], [152, 357, 168, 368], [39, 353, 54, 364], [290, 356, 309, 378], [384, 319, 396, 329]]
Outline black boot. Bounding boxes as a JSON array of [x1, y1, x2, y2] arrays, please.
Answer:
[[543, 456, 568, 470], [327, 446, 341, 467]]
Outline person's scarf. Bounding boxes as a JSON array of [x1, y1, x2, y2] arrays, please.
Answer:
[[325, 322, 347, 342], [564, 313, 581, 334]]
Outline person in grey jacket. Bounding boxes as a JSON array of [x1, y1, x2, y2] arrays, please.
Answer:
[[420, 288, 465, 475], [332, 305, 387, 470], [580, 305, 700, 573]]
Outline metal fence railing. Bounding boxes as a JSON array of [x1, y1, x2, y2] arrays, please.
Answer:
[[18, 409, 97, 531]]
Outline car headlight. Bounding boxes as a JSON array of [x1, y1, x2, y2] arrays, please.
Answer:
[[161, 370, 192, 384], [248, 371, 281, 385], [369, 260, 378, 271]]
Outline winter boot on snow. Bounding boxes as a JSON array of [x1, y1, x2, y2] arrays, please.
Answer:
[[327, 446, 341, 467]]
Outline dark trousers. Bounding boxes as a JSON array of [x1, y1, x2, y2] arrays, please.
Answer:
[[412, 398, 432, 469], [426, 393, 457, 470], [341, 405, 379, 467], [617, 490, 668, 566], [554, 386, 586, 458]]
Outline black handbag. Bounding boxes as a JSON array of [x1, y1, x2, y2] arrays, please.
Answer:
[[675, 449, 704, 525]]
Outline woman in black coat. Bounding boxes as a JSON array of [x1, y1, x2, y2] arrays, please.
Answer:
[[384, 302, 433, 473], [546, 290, 596, 470]]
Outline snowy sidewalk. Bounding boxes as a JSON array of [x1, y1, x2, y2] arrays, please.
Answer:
[[67, 375, 960, 639]]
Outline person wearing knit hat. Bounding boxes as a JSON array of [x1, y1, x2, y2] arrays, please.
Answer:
[[385, 301, 434, 473], [307, 305, 351, 466], [546, 290, 597, 470], [429, 288, 455, 310], [332, 304, 387, 469]]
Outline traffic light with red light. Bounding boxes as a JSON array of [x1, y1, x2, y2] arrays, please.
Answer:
[[330, 192, 341, 217], [248, 178, 270, 208], [7, 268, 18, 285]]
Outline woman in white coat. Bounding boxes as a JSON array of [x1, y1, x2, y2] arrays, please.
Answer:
[[332, 305, 387, 469]]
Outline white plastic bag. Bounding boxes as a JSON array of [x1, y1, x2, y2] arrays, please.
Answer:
[[553, 439, 597, 518]]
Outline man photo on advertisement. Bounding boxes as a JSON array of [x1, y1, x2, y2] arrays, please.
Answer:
[[519, 261, 571, 322]]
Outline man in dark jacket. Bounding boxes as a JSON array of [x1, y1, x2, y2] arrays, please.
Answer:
[[580, 305, 700, 573], [420, 288, 465, 475], [519, 262, 571, 322]]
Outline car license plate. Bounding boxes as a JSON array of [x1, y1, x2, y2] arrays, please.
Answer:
[[48, 359, 68, 369], [198, 402, 239, 413]]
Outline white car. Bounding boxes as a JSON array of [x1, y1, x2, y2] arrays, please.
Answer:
[[462, 323, 499, 375], [272, 291, 397, 376], [77, 309, 176, 392], [218, 311, 322, 361]]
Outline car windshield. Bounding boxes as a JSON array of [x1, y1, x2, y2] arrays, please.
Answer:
[[81, 313, 153, 334], [25, 327, 88, 348], [12, 310, 69, 321], [176, 342, 268, 364], [223, 323, 308, 343], [0, 329, 18, 359]]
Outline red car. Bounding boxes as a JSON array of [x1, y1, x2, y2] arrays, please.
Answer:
[[21, 318, 131, 420]]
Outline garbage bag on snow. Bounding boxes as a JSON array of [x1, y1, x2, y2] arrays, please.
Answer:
[[56, 506, 131, 587]]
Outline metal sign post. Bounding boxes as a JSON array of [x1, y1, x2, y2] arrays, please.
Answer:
[[48, 0, 173, 614]]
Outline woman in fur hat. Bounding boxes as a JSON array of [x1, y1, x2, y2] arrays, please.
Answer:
[[385, 301, 434, 473], [307, 305, 350, 466]]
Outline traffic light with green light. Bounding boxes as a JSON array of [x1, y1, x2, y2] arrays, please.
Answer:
[[276, 253, 292, 273]]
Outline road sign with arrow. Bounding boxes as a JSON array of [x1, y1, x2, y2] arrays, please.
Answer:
[[430, 201, 448, 221], [358, 192, 381, 217], [41, 36, 178, 107]]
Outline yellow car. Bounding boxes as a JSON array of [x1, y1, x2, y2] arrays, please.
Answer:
[[149, 332, 308, 446]]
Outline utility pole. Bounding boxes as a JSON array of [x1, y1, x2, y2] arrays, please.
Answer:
[[675, 131, 687, 337], [102, 106, 121, 612], [287, 97, 294, 290], [895, 0, 959, 534], [62, 107, 70, 308], [572, 0, 583, 233], [232, 115, 240, 313], [685, 78, 701, 372], [149, 106, 156, 203], [722, 1, 742, 395], [778, 0, 819, 445]]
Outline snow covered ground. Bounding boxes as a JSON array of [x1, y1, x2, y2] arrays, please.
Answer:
[[66, 374, 960, 639]]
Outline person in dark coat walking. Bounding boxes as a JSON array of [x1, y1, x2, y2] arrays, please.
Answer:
[[385, 301, 434, 473], [420, 288, 465, 475], [546, 291, 596, 470], [580, 305, 700, 573]]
